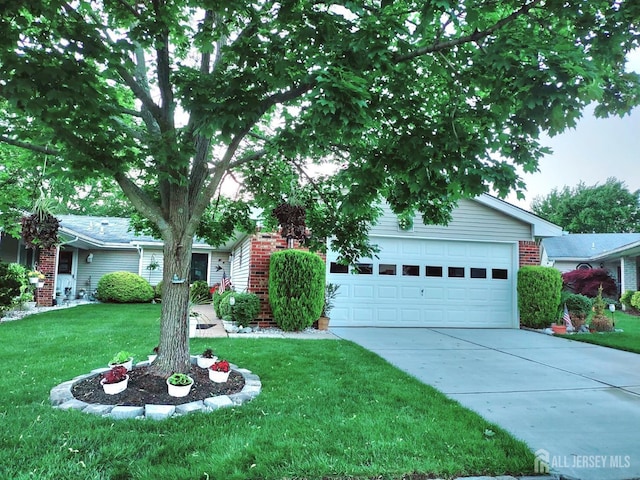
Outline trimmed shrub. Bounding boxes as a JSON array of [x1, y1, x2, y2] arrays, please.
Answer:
[[631, 292, 640, 310], [518, 266, 562, 329], [620, 290, 635, 308], [269, 250, 324, 331], [213, 290, 233, 318], [154, 281, 163, 301], [559, 292, 592, 329], [219, 292, 261, 324], [562, 268, 617, 298], [0, 262, 23, 313], [190, 280, 211, 303], [96, 271, 154, 303]]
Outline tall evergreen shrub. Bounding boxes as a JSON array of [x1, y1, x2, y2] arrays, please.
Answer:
[[269, 250, 325, 331], [517, 266, 562, 329]]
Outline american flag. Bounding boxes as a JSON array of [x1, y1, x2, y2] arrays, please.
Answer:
[[563, 303, 573, 329], [219, 271, 232, 293]]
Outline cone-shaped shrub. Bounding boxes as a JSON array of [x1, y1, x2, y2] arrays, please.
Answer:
[[269, 250, 325, 331], [517, 266, 562, 329]]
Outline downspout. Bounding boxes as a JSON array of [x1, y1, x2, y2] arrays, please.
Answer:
[[133, 243, 144, 276]]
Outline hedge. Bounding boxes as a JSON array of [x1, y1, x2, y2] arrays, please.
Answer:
[[269, 250, 324, 331], [218, 292, 261, 324], [96, 271, 154, 303], [518, 266, 562, 329]]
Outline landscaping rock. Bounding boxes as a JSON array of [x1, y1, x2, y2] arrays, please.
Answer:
[[110, 406, 144, 419], [175, 401, 205, 415], [204, 395, 234, 409], [57, 399, 89, 411], [83, 404, 114, 416], [145, 404, 176, 421]]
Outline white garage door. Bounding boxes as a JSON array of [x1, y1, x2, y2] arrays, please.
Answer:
[[327, 237, 518, 328]]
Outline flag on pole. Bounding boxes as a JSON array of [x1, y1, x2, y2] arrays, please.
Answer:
[[219, 271, 232, 293], [563, 303, 573, 330]]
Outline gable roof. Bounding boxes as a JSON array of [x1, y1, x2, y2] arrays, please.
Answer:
[[542, 233, 640, 261]]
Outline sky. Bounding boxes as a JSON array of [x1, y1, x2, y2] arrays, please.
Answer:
[[506, 49, 640, 211]]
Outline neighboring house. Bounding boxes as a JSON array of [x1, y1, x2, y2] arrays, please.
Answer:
[[541, 233, 640, 295], [0, 194, 562, 328]]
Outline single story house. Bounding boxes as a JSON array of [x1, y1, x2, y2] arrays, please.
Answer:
[[541, 233, 640, 295], [0, 194, 562, 328]]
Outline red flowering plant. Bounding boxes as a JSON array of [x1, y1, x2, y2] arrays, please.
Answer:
[[209, 284, 219, 295], [210, 360, 230, 373], [101, 365, 128, 384]]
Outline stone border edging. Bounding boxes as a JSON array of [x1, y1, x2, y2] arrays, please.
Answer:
[[50, 356, 261, 420]]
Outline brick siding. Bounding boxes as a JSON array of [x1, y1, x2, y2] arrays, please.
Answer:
[[519, 240, 540, 267], [36, 246, 56, 307]]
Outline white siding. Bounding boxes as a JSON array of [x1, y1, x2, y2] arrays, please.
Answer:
[[229, 236, 251, 292], [76, 248, 140, 293], [207, 251, 231, 286], [141, 248, 163, 286], [372, 199, 532, 242]]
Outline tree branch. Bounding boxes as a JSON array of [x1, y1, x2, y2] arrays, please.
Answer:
[[0, 136, 60, 155], [114, 172, 169, 233], [393, 0, 543, 63]]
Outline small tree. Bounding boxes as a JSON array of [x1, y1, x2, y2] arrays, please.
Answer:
[[269, 250, 324, 331], [562, 268, 617, 298], [518, 266, 562, 329]]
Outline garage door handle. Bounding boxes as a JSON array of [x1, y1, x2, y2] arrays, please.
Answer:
[[420, 289, 424, 296]]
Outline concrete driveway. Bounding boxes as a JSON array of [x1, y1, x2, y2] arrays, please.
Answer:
[[331, 327, 640, 480]]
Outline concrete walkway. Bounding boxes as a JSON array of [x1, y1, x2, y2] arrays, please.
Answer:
[[332, 327, 640, 480]]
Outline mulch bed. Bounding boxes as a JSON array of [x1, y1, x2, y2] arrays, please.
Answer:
[[72, 365, 245, 406]]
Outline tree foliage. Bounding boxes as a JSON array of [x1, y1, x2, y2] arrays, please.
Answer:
[[562, 268, 617, 298], [1, 1, 639, 372], [531, 178, 640, 233]]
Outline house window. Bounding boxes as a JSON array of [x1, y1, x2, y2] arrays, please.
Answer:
[[448, 267, 465, 278], [330, 262, 348, 274], [425, 265, 443, 277], [402, 265, 420, 276], [379, 264, 397, 275], [470, 268, 487, 279], [190, 253, 208, 282], [355, 263, 373, 274], [492, 268, 508, 280], [58, 251, 73, 274]]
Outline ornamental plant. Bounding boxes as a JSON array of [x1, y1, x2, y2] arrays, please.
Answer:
[[96, 271, 154, 303], [27, 270, 45, 280], [210, 360, 230, 373], [102, 366, 128, 384], [167, 373, 193, 386], [201, 348, 216, 359], [109, 351, 133, 365], [517, 266, 562, 329]]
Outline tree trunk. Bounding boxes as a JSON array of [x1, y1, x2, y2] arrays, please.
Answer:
[[150, 234, 193, 377]]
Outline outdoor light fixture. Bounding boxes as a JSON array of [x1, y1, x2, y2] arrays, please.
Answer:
[[609, 303, 616, 327], [229, 296, 236, 306], [86, 253, 93, 263]]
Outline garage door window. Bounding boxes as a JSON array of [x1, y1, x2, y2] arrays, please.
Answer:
[[492, 268, 508, 279], [425, 265, 443, 277], [355, 263, 373, 274], [470, 268, 487, 279], [402, 265, 420, 276], [448, 267, 465, 278], [379, 264, 397, 275], [330, 262, 348, 274]]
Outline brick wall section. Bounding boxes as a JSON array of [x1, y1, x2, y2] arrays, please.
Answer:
[[247, 232, 325, 328], [36, 246, 56, 307], [518, 240, 540, 267]]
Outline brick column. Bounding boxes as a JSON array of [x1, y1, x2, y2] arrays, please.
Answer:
[[35, 246, 56, 307], [621, 256, 638, 293], [519, 240, 540, 267]]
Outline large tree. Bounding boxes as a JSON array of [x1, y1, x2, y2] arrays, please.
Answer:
[[531, 177, 640, 232], [1, 1, 639, 375]]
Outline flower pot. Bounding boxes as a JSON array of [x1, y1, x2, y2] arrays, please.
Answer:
[[189, 318, 198, 338], [209, 369, 230, 383], [166, 377, 194, 397], [317, 316, 330, 331], [36, 281, 45, 288], [29, 277, 39, 284], [148, 354, 157, 364], [109, 358, 133, 371], [551, 324, 567, 334], [101, 375, 129, 395], [197, 355, 218, 369]]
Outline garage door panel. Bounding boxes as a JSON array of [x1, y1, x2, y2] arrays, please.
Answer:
[[328, 237, 516, 328]]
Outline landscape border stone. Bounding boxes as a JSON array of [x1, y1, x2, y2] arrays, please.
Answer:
[[50, 357, 261, 420]]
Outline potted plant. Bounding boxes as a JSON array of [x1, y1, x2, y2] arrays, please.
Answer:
[[27, 270, 45, 285], [108, 351, 134, 370], [100, 365, 129, 395], [77, 288, 86, 299], [208, 359, 231, 383], [196, 348, 218, 369], [166, 373, 194, 397], [318, 283, 340, 331]]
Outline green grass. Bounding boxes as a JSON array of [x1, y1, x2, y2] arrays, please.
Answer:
[[561, 311, 640, 354], [0, 304, 535, 480]]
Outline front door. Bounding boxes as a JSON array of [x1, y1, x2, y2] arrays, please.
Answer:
[[56, 249, 76, 300]]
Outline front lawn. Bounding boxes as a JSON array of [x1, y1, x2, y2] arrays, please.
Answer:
[[0, 304, 534, 480], [561, 311, 640, 354]]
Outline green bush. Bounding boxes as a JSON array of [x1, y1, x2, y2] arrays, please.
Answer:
[[517, 266, 562, 329], [154, 281, 163, 300], [631, 291, 640, 310], [269, 250, 324, 331], [190, 280, 211, 303], [219, 292, 261, 324], [0, 262, 24, 313], [620, 290, 636, 308], [560, 292, 592, 317], [96, 271, 154, 303], [213, 290, 233, 318]]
